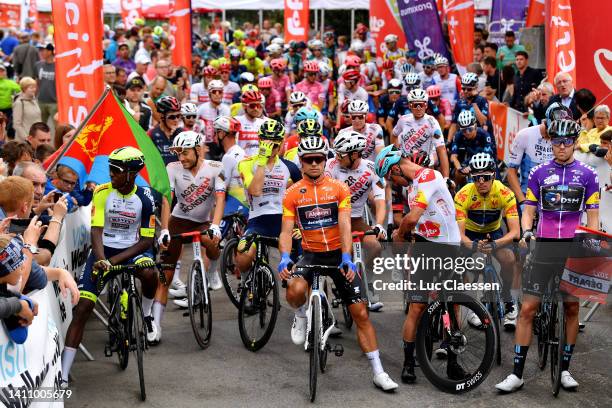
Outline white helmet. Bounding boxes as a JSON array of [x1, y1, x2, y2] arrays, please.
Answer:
[[407, 88, 428, 103], [318, 61, 331, 76], [384, 34, 398, 44], [181, 102, 198, 116], [388, 78, 403, 89], [239, 72, 255, 83], [350, 40, 365, 53], [469, 153, 496, 172], [461, 72, 479, 88], [209, 33, 220, 42], [435, 56, 449, 66], [172, 130, 202, 149], [399, 62, 415, 76], [298, 135, 328, 157], [229, 48, 242, 59], [348, 100, 369, 114], [213, 116, 238, 133], [309, 39, 323, 49], [289, 91, 307, 105], [207, 79, 224, 91], [457, 110, 476, 128], [334, 130, 367, 154], [271, 37, 284, 46], [403, 72, 421, 88], [266, 43, 282, 54]]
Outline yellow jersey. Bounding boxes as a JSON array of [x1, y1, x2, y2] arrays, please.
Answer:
[[454, 180, 518, 233]]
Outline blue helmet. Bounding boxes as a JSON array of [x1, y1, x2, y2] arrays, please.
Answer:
[[374, 145, 402, 178], [294, 107, 318, 124]]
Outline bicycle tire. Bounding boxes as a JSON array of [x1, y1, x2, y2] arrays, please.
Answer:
[[238, 264, 279, 352], [108, 277, 129, 370], [416, 296, 496, 394], [189, 261, 212, 349], [320, 298, 329, 373], [220, 237, 241, 308], [536, 304, 549, 370], [129, 295, 146, 401], [309, 295, 321, 402], [489, 302, 502, 366], [551, 301, 565, 397]]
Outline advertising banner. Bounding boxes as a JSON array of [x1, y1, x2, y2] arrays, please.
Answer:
[[397, 0, 449, 61], [284, 0, 309, 43]]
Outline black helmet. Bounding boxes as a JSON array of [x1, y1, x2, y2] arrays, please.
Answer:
[[547, 119, 581, 138], [156, 96, 180, 115]]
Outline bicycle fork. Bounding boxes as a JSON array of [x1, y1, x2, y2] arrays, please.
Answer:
[[192, 238, 210, 307], [304, 276, 337, 352]]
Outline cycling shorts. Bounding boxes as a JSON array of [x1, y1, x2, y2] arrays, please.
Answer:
[[523, 238, 575, 298], [78, 247, 154, 303], [245, 214, 282, 237], [465, 228, 504, 242], [161, 216, 219, 267]]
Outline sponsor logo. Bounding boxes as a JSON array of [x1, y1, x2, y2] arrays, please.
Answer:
[[418, 221, 441, 237], [543, 174, 560, 185], [305, 206, 332, 219]]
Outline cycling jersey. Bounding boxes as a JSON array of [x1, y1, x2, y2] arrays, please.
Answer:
[[238, 156, 302, 219], [507, 125, 553, 193], [222, 81, 240, 105], [271, 74, 292, 104], [91, 183, 156, 249], [337, 84, 369, 107], [525, 160, 599, 239], [148, 126, 183, 165], [393, 113, 444, 161], [235, 115, 267, 157], [167, 160, 226, 222], [229, 65, 247, 83], [451, 96, 490, 124], [384, 49, 405, 62], [450, 128, 497, 165], [239, 58, 265, 77], [264, 88, 282, 116], [434, 73, 459, 108], [455, 180, 518, 233], [337, 124, 384, 161], [221, 144, 248, 209], [402, 168, 460, 243], [295, 80, 326, 107], [189, 82, 209, 104], [196, 102, 230, 144], [325, 158, 385, 218], [283, 176, 351, 252], [419, 72, 437, 89]]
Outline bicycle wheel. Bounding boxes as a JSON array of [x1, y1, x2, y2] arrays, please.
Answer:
[[220, 237, 241, 308], [188, 260, 212, 349], [238, 264, 279, 351], [536, 304, 549, 370], [309, 295, 321, 402], [129, 295, 146, 401], [489, 301, 502, 366], [108, 277, 129, 370], [416, 295, 496, 394], [320, 298, 329, 373], [550, 301, 565, 397]]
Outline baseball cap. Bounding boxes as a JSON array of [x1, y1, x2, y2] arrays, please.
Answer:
[[126, 76, 145, 89], [135, 54, 151, 65], [0, 237, 25, 278]]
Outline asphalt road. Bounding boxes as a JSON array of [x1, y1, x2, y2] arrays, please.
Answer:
[[66, 249, 612, 408]]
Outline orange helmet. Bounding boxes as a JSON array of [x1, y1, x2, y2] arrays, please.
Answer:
[[257, 77, 273, 89], [304, 60, 320, 73]]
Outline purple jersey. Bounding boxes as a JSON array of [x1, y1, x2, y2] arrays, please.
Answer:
[[525, 160, 599, 238]]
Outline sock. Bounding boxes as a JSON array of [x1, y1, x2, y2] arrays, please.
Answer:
[[295, 305, 306, 318], [403, 341, 415, 366], [61, 347, 77, 382], [141, 296, 154, 317], [512, 345, 529, 378], [561, 344, 575, 371], [152, 301, 165, 329], [172, 261, 182, 285], [366, 350, 384, 376]]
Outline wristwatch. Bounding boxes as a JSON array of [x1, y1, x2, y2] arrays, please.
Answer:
[[23, 243, 40, 254]]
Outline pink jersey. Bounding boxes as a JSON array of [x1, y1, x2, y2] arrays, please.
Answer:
[[295, 80, 326, 105], [264, 88, 282, 115], [271, 74, 292, 103]]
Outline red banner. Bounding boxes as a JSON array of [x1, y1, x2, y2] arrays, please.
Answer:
[[28, 0, 40, 32], [0, 4, 20, 28], [490, 102, 508, 162], [284, 0, 309, 43], [120, 0, 143, 30], [52, 0, 105, 128], [546, 0, 576, 91], [570, 0, 612, 101], [169, 0, 192, 73], [526, 0, 545, 27], [446, 0, 474, 68], [370, 0, 407, 58]]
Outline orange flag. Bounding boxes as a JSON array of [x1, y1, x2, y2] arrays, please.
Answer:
[[546, 0, 576, 89], [446, 0, 474, 68], [169, 0, 192, 73], [526, 0, 545, 27], [284, 0, 309, 43]]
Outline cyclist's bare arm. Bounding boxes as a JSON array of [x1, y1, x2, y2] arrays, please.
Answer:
[[586, 209, 599, 230], [92, 226, 106, 261], [246, 165, 266, 196], [520, 204, 536, 232], [278, 218, 295, 256], [436, 145, 450, 178], [374, 198, 386, 226], [338, 210, 353, 254], [212, 192, 225, 227], [497, 216, 520, 247], [456, 219, 473, 249], [447, 123, 457, 144], [506, 168, 526, 203], [160, 195, 171, 231]]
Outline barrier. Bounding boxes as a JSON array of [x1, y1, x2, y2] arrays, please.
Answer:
[[489, 101, 530, 164]]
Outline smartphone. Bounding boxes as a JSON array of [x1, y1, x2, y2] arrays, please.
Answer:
[[8, 218, 32, 234], [52, 191, 63, 203]]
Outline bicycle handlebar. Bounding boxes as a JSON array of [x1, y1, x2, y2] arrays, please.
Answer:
[[162, 229, 214, 246]]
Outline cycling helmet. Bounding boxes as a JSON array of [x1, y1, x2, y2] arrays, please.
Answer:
[[218, 62, 231, 72], [384, 34, 398, 44], [343, 70, 361, 82], [294, 107, 319, 124], [399, 63, 415, 76], [258, 118, 285, 141], [340, 99, 351, 115], [244, 48, 257, 59], [233, 30, 245, 40], [266, 43, 282, 55], [304, 60, 320, 73], [172, 130, 202, 150], [241, 89, 262, 104], [423, 56, 436, 67], [547, 119, 581, 138], [289, 91, 307, 105], [457, 110, 477, 128], [426, 85, 441, 98], [461, 72, 479, 88], [156, 96, 180, 114], [407, 88, 428, 103], [435, 56, 449, 66], [469, 152, 496, 172], [334, 130, 367, 153], [213, 116, 241, 133], [241, 84, 259, 93], [298, 135, 328, 157], [239, 71, 255, 84], [203, 66, 218, 77], [108, 146, 145, 173], [350, 40, 365, 54], [181, 102, 198, 117], [374, 145, 402, 178], [403, 72, 421, 89], [407, 150, 431, 167], [270, 58, 286, 70], [207, 79, 224, 91], [348, 100, 369, 114], [229, 48, 242, 59], [309, 39, 323, 50], [545, 102, 572, 122], [271, 37, 284, 46], [297, 119, 323, 137], [318, 61, 331, 76], [345, 55, 361, 67], [257, 77, 273, 89], [388, 78, 402, 89], [382, 60, 395, 70]]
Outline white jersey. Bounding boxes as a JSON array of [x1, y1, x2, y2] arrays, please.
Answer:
[[393, 113, 445, 162], [339, 124, 384, 161], [196, 102, 230, 143], [337, 84, 369, 107], [167, 160, 226, 222], [433, 73, 459, 108], [403, 168, 460, 243], [222, 81, 240, 105], [189, 82, 209, 104], [235, 115, 267, 157], [507, 124, 553, 193], [325, 158, 385, 218], [221, 144, 246, 202], [419, 72, 437, 89]]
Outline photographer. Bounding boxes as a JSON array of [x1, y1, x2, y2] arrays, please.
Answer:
[[44, 164, 94, 212]]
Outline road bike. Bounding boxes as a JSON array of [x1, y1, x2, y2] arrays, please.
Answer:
[[219, 212, 247, 308]]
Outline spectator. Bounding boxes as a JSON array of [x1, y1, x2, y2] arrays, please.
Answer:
[[482, 56, 504, 101], [575, 88, 597, 131], [27, 122, 52, 151], [13, 77, 42, 142], [510, 51, 544, 112], [484, 42, 498, 60], [146, 76, 168, 125], [496, 31, 525, 68], [131, 53, 151, 83], [134, 34, 155, 63], [33, 43, 57, 129], [124, 77, 152, 131], [474, 27, 486, 47], [501, 65, 515, 105], [1, 141, 33, 175], [546, 72, 580, 120], [525, 82, 554, 123], [155, 59, 176, 97], [467, 62, 486, 92], [595, 130, 612, 232], [0, 64, 21, 135], [103, 64, 117, 86], [34, 144, 54, 163], [260, 19, 277, 44], [0, 29, 19, 58], [12, 32, 39, 79], [45, 164, 93, 212], [112, 41, 136, 75], [0, 112, 7, 150], [54, 123, 76, 150], [115, 67, 128, 87], [575, 105, 611, 154], [474, 45, 484, 64]]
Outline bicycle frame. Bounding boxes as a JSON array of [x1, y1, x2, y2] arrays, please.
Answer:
[[351, 230, 378, 303], [304, 266, 338, 352], [178, 231, 210, 307]]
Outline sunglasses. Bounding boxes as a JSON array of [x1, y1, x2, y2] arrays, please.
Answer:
[[410, 103, 426, 109], [472, 173, 495, 182], [301, 155, 326, 164], [462, 126, 476, 132], [463, 87, 476, 93], [351, 114, 365, 120], [260, 140, 282, 148], [109, 163, 127, 174], [292, 103, 306, 109], [166, 114, 182, 120], [210, 89, 223, 94], [388, 90, 401, 95], [551, 137, 576, 146], [183, 115, 197, 120], [424, 65, 433, 70], [246, 103, 262, 109]]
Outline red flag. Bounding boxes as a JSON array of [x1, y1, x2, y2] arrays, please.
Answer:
[[446, 0, 474, 68], [284, 0, 309, 43], [526, 0, 545, 27], [0, 3, 20, 29], [546, 0, 576, 91], [369, 0, 407, 58], [489, 102, 508, 162], [169, 0, 192, 73], [52, 0, 105, 128], [120, 0, 143, 30]]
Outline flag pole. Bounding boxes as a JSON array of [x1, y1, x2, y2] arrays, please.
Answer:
[[45, 86, 112, 176]]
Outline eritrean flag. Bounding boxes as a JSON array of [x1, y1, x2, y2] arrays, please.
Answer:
[[44, 88, 171, 201]]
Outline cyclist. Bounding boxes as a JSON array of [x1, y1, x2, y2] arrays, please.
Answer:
[[270, 58, 293, 114], [189, 65, 218, 104], [285, 104, 324, 140], [149, 96, 184, 165], [307, 39, 332, 71], [61, 147, 158, 388], [383, 34, 404, 62], [392, 89, 450, 179], [295, 60, 326, 110], [433, 56, 459, 110], [339, 100, 384, 161], [258, 76, 282, 119], [235, 119, 302, 274], [454, 153, 521, 329], [284, 118, 327, 167], [218, 61, 240, 106], [240, 47, 265, 77], [180, 102, 200, 133], [155, 131, 226, 342], [419, 56, 437, 89], [279, 136, 398, 391], [426, 85, 452, 130], [228, 48, 247, 83], [377, 78, 403, 136], [196, 79, 230, 156], [326, 130, 387, 311], [386, 77, 443, 133], [235, 89, 267, 157], [374, 145, 465, 384], [447, 73, 490, 144], [495, 119, 600, 393]]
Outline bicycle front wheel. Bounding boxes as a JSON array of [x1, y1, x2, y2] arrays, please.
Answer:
[[220, 237, 241, 308], [536, 304, 549, 370], [550, 301, 565, 397], [489, 301, 502, 366], [309, 295, 321, 402], [108, 277, 129, 370], [129, 295, 146, 401], [189, 261, 212, 349], [416, 295, 496, 394]]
